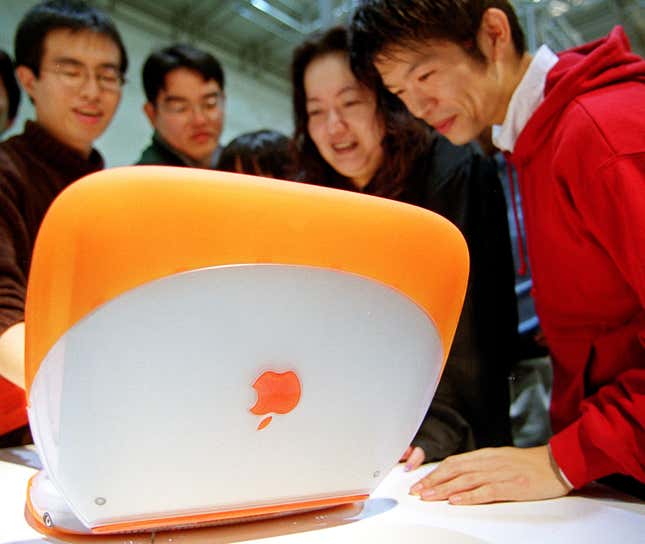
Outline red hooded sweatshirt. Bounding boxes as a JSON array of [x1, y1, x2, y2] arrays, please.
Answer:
[[509, 27, 645, 489]]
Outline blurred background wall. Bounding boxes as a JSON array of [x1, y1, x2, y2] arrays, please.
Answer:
[[1, 0, 643, 166]]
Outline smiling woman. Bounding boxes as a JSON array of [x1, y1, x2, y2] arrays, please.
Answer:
[[291, 26, 431, 197], [290, 26, 521, 467], [303, 52, 385, 189]]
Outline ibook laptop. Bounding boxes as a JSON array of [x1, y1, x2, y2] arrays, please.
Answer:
[[24, 167, 468, 536]]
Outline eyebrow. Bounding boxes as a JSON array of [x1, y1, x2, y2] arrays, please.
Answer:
[[52, 56, 120, 70], [163, 96, 189, 103], [163, 91, 221, 103], [405, 57, 426, 78], [52, 57, 83, 67], [338, 85, 360, 96], [306, 84, 361, 103], [380, 49, 430, 90]]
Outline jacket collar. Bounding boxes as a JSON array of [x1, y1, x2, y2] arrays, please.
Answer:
[[492, 45, 559, 153]]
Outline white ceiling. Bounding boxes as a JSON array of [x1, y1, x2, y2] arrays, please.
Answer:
[[94, 0, 645, 84]]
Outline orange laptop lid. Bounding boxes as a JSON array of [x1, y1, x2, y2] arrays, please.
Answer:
[[24, 167, 468, 535]]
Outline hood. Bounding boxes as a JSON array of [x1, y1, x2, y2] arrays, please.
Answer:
[[512, 27, 645, 164]]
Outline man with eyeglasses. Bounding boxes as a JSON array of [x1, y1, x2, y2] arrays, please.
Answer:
[[137, 44, 225, 169], [0, 0, 127, 447]]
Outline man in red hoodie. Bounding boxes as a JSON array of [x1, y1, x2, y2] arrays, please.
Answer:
[[351, 1, 644, 502]]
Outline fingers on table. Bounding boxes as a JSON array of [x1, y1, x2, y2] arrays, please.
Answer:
[[404, 447, 426, 471]]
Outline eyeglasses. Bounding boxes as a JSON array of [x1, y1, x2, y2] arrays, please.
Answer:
[[160, 93, 224, 118], [43, 61, 125, 92]]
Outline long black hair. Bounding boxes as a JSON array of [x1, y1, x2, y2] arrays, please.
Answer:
[[291, 25, 434, 198]]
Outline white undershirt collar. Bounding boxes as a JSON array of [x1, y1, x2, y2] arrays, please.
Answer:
[[492, 45, 559, 153]]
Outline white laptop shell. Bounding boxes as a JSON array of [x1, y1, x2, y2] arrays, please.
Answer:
[[24, 167, 468, 535]]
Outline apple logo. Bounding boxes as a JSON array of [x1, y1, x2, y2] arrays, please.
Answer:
[[250, 370, 301, 430]]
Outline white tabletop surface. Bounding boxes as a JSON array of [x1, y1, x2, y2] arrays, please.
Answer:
[[1, 448, 643, 544]]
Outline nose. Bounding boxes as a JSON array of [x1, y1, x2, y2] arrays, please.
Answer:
[[79, 73, 101, 101], [190, 104, 209, 124], [403, 86, 437, 122], [326, 108, 345, 134]]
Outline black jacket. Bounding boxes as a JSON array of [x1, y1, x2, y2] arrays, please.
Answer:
[[307, 134, 519, 459], [136, 132, 222, 168], [402, 136, 519, 458], [136, 133, 190, 167], [299, 135, 518, 461]]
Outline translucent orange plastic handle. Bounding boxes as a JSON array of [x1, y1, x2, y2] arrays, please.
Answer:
[[25, 166, 468, 394]]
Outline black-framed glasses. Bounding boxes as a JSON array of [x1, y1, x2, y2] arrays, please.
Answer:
[[160, 92, 224, 117], [43, 61, 125, 92]]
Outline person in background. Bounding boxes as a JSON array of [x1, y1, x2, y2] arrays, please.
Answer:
[[0, 0, 127, 447], [291, 26, 519, 467], [350, 0, 645, 502], [0, 50, 21, 135], [216, 129, 295, 179], [137, 43, 225, 168]]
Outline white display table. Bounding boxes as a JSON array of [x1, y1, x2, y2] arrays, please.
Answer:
[[1, 448, 643, 543]]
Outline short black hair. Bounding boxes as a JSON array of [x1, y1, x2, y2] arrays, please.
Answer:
[[0, 50, 21, 122], [14, 0, 128, 77], [142, 43, 225, 104], [350, 0, 526, 79], [217, 130, 295, 180]]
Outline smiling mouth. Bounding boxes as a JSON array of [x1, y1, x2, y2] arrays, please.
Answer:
[[434, 116, 456, 134], [74, 109, 103, 124], [332, 142, 357, 153]]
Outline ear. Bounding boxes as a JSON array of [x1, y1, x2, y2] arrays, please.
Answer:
[[476, 8, 514, 63], [143, 101, 157, 126], [15, 65, 38, 101]]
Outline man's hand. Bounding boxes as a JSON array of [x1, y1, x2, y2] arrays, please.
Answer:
[[410, 445, 572, 504], [400, 445, 426, 471]]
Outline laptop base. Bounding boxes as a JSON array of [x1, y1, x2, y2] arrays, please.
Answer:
[[27, 470, 368, 536]]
